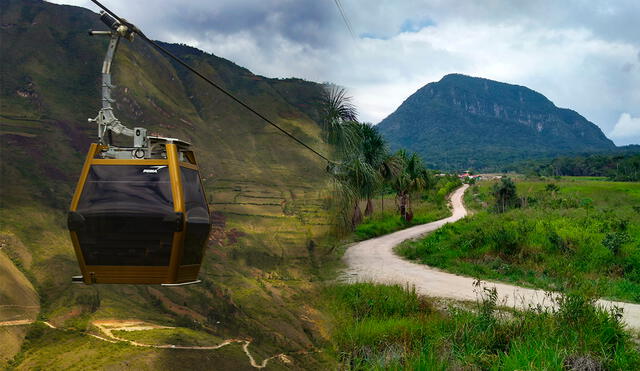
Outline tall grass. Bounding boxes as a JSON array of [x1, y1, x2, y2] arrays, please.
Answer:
[[324, 283, 640, 370]]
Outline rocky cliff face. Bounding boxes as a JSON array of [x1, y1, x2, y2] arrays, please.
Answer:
[[376, 74, 615, 170]]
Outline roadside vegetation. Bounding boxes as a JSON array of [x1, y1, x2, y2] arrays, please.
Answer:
[[353, 177, 460, 240], [399, 177, 640, 303], [324, 282, 640, 370], [319, 85, 461, 241]]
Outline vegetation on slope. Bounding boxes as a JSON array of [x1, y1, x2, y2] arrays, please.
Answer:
[[399, 177, 640, 303], [0, 247, 39, 368], [1, 0, 336, 368], [324, 282, 640, 370]]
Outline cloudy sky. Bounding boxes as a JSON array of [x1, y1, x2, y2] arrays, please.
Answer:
[[50, 0, 640, 145]]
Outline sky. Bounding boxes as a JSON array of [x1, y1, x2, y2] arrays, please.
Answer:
[[50, 0, 640, 145]]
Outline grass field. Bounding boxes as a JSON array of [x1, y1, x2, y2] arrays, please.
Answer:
[[399, 177, 640, 303], [9, 322, 265, 371], [324, 282, 640, 370]]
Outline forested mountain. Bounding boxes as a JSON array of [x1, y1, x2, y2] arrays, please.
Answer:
[[376, 74, 616, 170]]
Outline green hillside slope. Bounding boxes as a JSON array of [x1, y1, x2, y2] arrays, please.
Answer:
[[0, 244, 39, 368], [1, 0, 335, 368], [376, 74, 616, 170]]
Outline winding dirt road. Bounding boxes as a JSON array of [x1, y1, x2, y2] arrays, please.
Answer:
[[342, 185, 640, 330], [0, 319, 292, 369]]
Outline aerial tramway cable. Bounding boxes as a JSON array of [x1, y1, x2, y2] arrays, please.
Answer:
[[333, 0, 355, 39], [88, 0, 332, 164], [69, 1, 347, 284]]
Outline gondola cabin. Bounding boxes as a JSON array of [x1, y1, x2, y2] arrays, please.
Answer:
[[68, 12, 211, 284], [68, 138, 211, 284]]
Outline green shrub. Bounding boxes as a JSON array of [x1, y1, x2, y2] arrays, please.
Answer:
[[602, 231, 631, 255], [354, 214, 407, 240], [25, 321, 48, 341]]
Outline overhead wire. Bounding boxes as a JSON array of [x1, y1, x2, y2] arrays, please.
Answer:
[[88, 0, 332, 164], [333, 0, 355, 39]]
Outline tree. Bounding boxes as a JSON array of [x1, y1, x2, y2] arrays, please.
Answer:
[[319, 84, 359, 156], [580, 198, 593, 218], [391, 150, 427, 221], [492, 177, 518, 213], [378, 154, 402, 213], [339, 151, 379, 228], [321, 85, 379, 231], [357, 122, 389, 216]]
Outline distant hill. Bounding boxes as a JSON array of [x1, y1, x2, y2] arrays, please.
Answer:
[[376, 74, 616, 170]]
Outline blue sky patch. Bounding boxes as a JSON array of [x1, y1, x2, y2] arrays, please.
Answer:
[[400, 18, 436, 33]]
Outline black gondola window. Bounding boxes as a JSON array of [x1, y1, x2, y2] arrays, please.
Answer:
[[75, 165, 175, 266]]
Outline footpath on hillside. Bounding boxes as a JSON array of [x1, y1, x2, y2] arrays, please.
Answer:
[[341, 185, 640, 330], [0, 318, 295, 369]]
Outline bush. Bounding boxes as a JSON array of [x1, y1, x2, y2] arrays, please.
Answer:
[[492, 177, 519, 213], [25, 321, 48, 341], [602, 231, 631, 255], [354, 214, 407, 240], [488, 224, 521, 255], [174, 316, 203, 330]]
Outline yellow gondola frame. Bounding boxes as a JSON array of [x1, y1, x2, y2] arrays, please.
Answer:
[[69, 143, 209, 284]]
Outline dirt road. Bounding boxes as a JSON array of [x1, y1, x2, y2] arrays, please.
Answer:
[[0, 318, 291, 369], [342, 185, 640, 330]]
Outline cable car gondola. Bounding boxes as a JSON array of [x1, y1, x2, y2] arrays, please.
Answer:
[[68, 12, 211, 285]]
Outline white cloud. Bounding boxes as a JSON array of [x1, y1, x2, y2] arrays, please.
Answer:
[[336, 21, 639, 129], [47, 0, 640, 145], [609, 113, 640, 144]]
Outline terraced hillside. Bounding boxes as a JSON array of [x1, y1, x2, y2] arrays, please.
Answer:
[[0, 0, 335, 368]]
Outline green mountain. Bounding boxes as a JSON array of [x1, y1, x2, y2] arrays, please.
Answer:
[[376, 74, 616, 170], [1, 0, 334, 368]]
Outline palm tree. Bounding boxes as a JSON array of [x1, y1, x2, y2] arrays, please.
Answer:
[[356, 122, 388, 216], [320, 85, 379, 231], [320, 84, 359, 156], [378, 153, 402, 213], [338, 150, 379, 228], [391, 150, 427, 221]]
